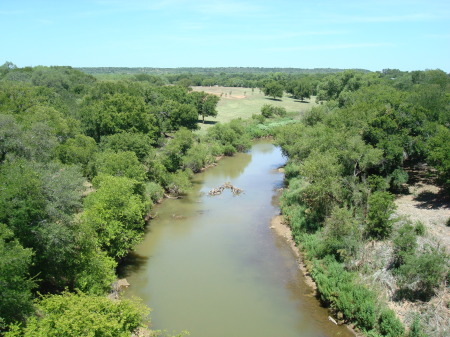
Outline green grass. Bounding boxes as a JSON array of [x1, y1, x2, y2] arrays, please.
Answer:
[[192, 86, 317, 133]]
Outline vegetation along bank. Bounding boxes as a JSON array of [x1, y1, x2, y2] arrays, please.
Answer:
[[0, 63, 448, 336]]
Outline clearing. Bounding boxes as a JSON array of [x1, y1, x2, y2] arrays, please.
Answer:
[[192, 86, 317, 132]]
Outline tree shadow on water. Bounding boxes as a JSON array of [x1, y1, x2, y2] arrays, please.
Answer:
[[117, 252, 149, 278]]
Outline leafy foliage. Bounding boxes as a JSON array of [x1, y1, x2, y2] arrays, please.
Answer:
[[366, 191, 397, 239], [82, 174, 147, 259], [5, 291, 149, 337], [0, 224, 35, 329], [397, 247, 449, 300], [261, 80, 284, 99]]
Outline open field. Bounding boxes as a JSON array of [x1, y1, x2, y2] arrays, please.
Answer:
[[192, 86, 318, 132]]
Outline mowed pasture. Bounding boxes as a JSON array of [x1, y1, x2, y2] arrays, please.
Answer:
[[192, 86, 318, 131]]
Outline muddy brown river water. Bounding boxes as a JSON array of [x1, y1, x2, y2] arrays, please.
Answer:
[[123, 141, 354, 337]]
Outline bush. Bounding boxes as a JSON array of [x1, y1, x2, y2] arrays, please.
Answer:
[[251, 113, 265, 123], [378, 309, 405, 337], [389, 168, 409, 192], [206, 120, 251, 155], [166, 170, 192, 196], [414, 221, 426, 236], [366, 191, 397, 239], [323, 206, 362, 262], [302, 106, 327, 126], [393, 222, 417, 266], [312, 256, 377, 331], [145, 182, 164, 203], [397, 246, 449, 300], [409, 316, 426, 337], [261, 104, 287, 118], [182, 143, 214, 173], [5, 291, 149, 337]]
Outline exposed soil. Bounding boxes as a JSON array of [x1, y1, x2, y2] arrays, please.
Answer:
[[391, 167, 450, 336], [270, 215, 318, 292], [394, 170, 450, 251]]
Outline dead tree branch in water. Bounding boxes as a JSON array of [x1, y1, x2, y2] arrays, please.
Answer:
[[208, 182, 243, 196]]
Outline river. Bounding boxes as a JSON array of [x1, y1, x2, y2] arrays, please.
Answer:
[[122, 141, 353, 337]]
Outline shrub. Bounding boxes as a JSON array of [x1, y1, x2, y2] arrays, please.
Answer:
[[409, 316, 426, 337], [414, 221, 426, 236], [311, 256, 377, 331], [166, 170, 192, 196], [378, 309, 405, 337], [145, 182, 164, 203], [366, 191, 397, 239], [182, 143, 214, 173], [393, 222, 417, 266], [323, 206, 362, 262], [261, 104, 287, 118], [389, 168, 408, 192], [397, 246, 449, 300], [5, 291, 149, 337], [251, 113, 265, 123]]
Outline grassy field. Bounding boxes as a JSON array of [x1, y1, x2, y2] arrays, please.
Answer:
[[192, 86, 318, 132]]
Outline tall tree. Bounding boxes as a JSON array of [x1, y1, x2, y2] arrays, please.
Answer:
[[262, 80, 284, 100]]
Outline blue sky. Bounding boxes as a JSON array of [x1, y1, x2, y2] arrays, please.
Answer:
[[1, 0, 449, 71]]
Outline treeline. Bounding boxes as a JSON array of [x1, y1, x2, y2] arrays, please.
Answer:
[[77, 66, 369, 75], [274, 69, 449, 336], [77, 66, 371, 88], [0, 62, 251, 336]]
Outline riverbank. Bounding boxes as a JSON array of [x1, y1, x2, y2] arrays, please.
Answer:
[[270, 215, 316, 291], [270, 214, 361, 337]]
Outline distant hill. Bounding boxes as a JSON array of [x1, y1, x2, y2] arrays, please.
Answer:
[[75, 67, 371, 75]]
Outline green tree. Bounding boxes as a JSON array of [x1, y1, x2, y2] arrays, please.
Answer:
[[82, 174, 147, 259], [286, 79, 311, 101], [0, 160, 46, 248], [397, 246, 448, 300], [0, 223, 35, 329], [299, 150, 343, 220], [427, 125, 450, 191], [262, 80, 284, 100], [57, 134, 97, 174], [366, 191, 396, 239], [89, 150, 147, 183], [190, 91, 220, 123], [0, 114, 25, 162], [161, 128, 195, 172], [322, 206, 361, 261], [158, 100, 198, 131], [5, 291, 150, 337], [80, 93, 158, 142], [393, 222, 417, 267], [100, 132, 154, 161]]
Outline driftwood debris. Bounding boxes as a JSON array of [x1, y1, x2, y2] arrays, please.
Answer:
[[328, 316, 338, 325], [208, 182, 243, 196]]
